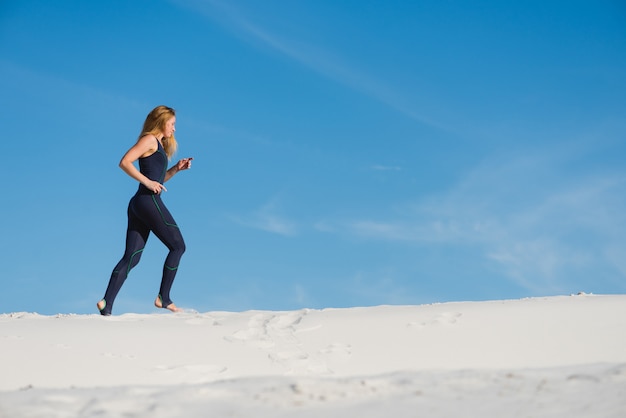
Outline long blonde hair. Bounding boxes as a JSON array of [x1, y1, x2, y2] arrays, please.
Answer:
[[139, 105, 178, 159]]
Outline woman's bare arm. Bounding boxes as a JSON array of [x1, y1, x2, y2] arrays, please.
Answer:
[[164, 157, 193, 183], [119, 135, 167, 194]]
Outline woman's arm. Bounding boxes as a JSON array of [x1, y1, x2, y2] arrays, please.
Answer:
[[164, 157, 193, 183], [119, 135, 167, 194]]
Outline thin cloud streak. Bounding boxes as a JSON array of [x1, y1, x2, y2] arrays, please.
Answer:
[[228, 200, 298, 237], [0, 59, 147, 117], [371, 165, 403, 172], [173, 0, 445, 130], [325, 150, 626, 294]]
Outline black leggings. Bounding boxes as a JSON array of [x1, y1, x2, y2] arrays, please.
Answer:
[[101, 192, 186, 314]]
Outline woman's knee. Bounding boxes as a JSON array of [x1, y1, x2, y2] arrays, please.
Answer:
[[171, 238, 186, 255]]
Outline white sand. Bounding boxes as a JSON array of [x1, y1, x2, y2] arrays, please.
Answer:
[[1, 294, 625, 417]]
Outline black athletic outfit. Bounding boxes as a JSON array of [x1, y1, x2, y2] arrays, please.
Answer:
[[100, 140, 185, 315]]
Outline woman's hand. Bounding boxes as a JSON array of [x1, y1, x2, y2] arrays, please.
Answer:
[[165, 157, 193, 182], [176, 157, 193, 171], [143, 180, 167, 194]]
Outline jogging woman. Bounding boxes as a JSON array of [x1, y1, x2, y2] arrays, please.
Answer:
[[97, 105, 192, 316]]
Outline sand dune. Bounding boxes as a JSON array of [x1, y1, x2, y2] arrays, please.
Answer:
[[1, 294, 625, 417]]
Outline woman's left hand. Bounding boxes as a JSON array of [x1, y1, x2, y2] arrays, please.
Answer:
[[176, 157, 193, 171], [165, 158, 193, 182]]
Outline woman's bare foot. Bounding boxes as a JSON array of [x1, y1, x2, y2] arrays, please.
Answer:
[[154, 296, 181, 313], [97, 299, 111, 316]]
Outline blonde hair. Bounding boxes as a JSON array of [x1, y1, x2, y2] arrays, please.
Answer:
[[139, 105, 178, 159]]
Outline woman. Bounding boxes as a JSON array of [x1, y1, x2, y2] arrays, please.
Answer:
[[97, 105, 193, 316]]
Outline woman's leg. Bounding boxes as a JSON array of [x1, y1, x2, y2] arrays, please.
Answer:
[[99, 202, 150, 315], [133, 194, 186, 311], [149, 195, 186, 310]]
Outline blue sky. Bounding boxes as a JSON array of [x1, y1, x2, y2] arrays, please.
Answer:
[[1, 0, 625, 315]]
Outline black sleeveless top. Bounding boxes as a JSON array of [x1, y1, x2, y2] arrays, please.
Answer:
[[137, 139, 167, 195]]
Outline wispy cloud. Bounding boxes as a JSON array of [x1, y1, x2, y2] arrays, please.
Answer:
[[325, 147, 626, 294], [371, 165, 402, 172], [172, 0, 443, 129], [229, 199, 298, 237], [0, 59, 147, 120], [345, 269, 419, 306]]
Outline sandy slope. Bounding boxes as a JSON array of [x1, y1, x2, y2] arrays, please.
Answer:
[[0, 294, 625, 417]]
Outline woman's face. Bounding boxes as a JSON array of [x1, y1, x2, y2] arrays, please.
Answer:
[[163, 116, 176, 138]]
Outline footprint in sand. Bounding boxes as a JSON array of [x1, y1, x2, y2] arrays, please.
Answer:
[[224, 313, 275, 348], [436, 311, 462, 324], [3, 335, 24, 340], [605, 364, 626, 383], [270, 350, 332, 375], [226, 310, 333, 375], [41, 394, 80, 405], [52, 343, 71, 350], [270, 350, 309, 362], [152, 363, 227, 384], [320, 343, 352, 356], [268, 311, 305, 332], [183, 315, 218, 326], [153, 363, 227, 374], [225, 310, 308, 348], [314, 343, 352, 374], [407, 312, 462, 328], [101, 352, 136, 360]]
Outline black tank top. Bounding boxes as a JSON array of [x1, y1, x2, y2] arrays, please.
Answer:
[[137, 139, 167, 194]]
